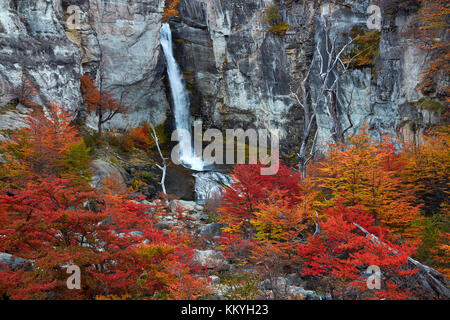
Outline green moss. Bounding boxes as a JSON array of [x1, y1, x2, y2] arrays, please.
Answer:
[[0, 104, 18, 114], [175, 38, 185, 44], [186, 81, 195, 92], [140, 170, 152, 180], [263, 4, 291, 37], [412, 98, 447, 112], [268, 22, 291, 37]]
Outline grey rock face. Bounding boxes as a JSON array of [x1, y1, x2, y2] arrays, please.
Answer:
[[171, 0, 317, 148], [60, 0, 169, 129], [0, 0, 446, 151], [0, 0, 82, 115], [0, 0, 170, 132], [198, 222, 223, 238], [171, 0, 446, 152], [310, 2, 445, 147]]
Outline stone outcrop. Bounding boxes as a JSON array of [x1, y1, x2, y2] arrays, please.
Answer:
[[91, 158, 126, 189], [0, 0, 170, 132]]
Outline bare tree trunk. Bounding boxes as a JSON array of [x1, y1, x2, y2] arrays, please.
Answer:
[[290, 16, 358, 176], [150, 125, 167, 195]]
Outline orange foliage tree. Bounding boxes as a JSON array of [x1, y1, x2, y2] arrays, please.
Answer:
[[16, 74, 40, 108], [316, 128, 422, 241], [163, 0, 180, 22], [400, 125, 450, 276], [0, 102, 90, 188]]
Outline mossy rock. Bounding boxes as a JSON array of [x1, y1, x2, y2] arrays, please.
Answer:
[[263, 4, 282, 26], [411, 98, 447, 112]]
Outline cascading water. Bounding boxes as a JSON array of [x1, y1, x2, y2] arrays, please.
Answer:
[[160, 23, 230, 203], [160, 23, 204, 171]]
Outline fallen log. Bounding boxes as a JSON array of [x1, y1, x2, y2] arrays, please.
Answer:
[[353, 223, 450, 299]]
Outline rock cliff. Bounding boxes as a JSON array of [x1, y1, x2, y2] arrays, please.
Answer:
[[0, 0, 446, 152]]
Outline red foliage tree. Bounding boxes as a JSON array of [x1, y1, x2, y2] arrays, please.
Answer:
[[0, 178, 209, 300], [317, 128, 423, 241], [218, 163, 303, 238], [0, 103, 90, 187], [80, 75, 126, 135], [297, 204, 418, 300], [0, 102, 89, 188]]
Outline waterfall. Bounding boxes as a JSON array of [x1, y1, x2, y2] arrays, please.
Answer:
[[160, 23, 204, 171]]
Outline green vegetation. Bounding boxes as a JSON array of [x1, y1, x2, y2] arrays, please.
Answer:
[[268, 22, 291, 37], [263, 4, 282, 26], [264, 4, 291, 37], [219, 273, 262, 300], [343, 28, 381, 69], [412, 98, 447, 112]]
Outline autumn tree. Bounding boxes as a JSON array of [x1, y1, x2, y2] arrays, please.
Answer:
[[218, 163, 303, 241], [414, 0, 450, 99], [16, 73, 40, 108], [247, 188, 316, 298], [400, 125, 450, 274], [297, 206, 418, 300], [0, 102, 90, 188], [80, 75, 126, 135], [0, 178, 209, 300], [316, 128, 422, 240], [163, 0, 180, 22]]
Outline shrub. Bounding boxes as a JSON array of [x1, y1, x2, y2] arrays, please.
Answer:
[[343, 28, 381, 69], [268, 22, 291, 37]]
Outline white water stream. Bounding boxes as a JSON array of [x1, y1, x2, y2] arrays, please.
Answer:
[[160, 23, 204, 171]]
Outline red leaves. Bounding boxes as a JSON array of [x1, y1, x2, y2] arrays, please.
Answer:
[[0, 178, 209, 300], [218, 163, 303, 237], [0, 102, 84, 188], [80, 75, 126, 133], [297, 210, 417, 300], [318, 128, 423, 240]]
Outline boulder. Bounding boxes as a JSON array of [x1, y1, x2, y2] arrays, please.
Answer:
[[198, 223, 223, 238], [91, 159, 126, 189], [193, 249, 229, 271]]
